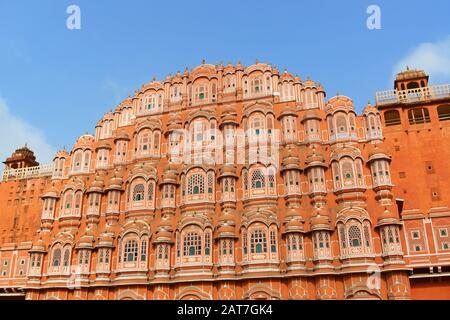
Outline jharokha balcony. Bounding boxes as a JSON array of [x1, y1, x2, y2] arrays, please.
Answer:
[[376, 84, 450, 106]]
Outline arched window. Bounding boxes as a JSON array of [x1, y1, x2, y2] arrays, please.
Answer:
[[408, 108, 430, 124], [342, 160, 354, 180], [52, 248, 61, 267], [188, 173, 205, 195], [243, 169, 249, 191], [270, 230, 277, 253], [250, 229, 267, 253], [335, 113, 348, 134], [183, 232, 201, 256], [138, 129, 152, 155], [64, 191, 73, 210], [72, 150, 83, 172], [207, 172, 214, 194], [251, 169, 265, 189], [124, 240, 138, 262], [74, 191, 82, 215], [204, 231, 211, 255], [348, 225, 362, 247], [407, 82, 419, 89], [384, 110, 401, 126], [82, 150, 91, 172], [63, 247, 71, 268], [132, 184, 145, 201], [148, 181, 155, 202], [153, 131, 160, 154], [438, 105, 450, 121], [140, 239, 148, 262]]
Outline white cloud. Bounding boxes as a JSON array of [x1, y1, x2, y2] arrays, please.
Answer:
[[0, 96, 56, 166], [393, 36, 450, 83]]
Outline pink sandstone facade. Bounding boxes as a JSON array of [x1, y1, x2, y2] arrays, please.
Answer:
[[0, 62, 449, 300]]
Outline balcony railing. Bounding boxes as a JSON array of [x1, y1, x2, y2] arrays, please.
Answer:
[[376, 84, 450, 106], [2, 164, 53, 182]]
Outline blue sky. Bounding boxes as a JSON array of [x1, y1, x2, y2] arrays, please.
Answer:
[[0, 0, 449, 163]]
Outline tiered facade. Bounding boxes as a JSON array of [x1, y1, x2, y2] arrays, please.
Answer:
[[0, 62, 449, 300]]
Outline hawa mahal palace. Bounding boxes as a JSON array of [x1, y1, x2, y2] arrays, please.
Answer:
[[0, 61, 450, 300]]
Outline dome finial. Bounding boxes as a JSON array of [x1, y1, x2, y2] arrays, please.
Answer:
[[202, 58, 206, 65]]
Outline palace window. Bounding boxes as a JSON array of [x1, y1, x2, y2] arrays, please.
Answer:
[[133, 184, 145, 201], [286, 233, 304, 262], [124, 240, 139, 262], [348, 225, 362, 247], [408, 108, 430, 125], [183, 232, 202, 256], [52, 248, 61, 267], [188, 174, 204, 195], [338, 219, 373, 257], [141, 93, 163, 113], [384, 110, 401, 126], [313, 231, 331, 260], [437, 105, 450, 121], [156, 244, 170, 269], [219, 239, 234, 264], [251, 169, 265, 189], [270, 230, 277, 253], [42, 198, 56, 219], [140, 239, 147, 262], [380, 226, 402, 255], [250, 229, 267, 254], [193, 83, 209, 104], [204, 232, 211, 255], [87, 192, 101, 215], [365, 113, 382, 139]]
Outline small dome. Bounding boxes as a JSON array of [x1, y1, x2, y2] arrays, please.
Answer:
[[54, 149, 69, 159], [302, 79, 317, 88], [42, 183, 60, 199], [161, 165, 179, 184], [377, 208, 400, 227], [73, 134, 94, 150], [325, 95, 355, 115], [220, 107, 238, 128], [280, 69, 294, 82], [363, 102, 379, 115], [165, 113, 182, 134], [171, 71, 183, 83], [305, 147, 326, 169], [310, 209, 332, 231], [114, 132, 130, 142], [95, 142, 112, 151], [87, 175, 105, 193], [219, 165, 238, 179], [30, 238, 47, 253], [97, 230, 115, 248], [278, 105, 297, 119], [367, 144, 391, 163], [301, 109, 322, 123], [395, 68, 427, 81], [281, 148, 301, 172], [106, 172, 124, 191], [219, 209, 237, 224], [154, 225, 173, 243], [223, 63, 236, 74], [77, 231, 95, 249]]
